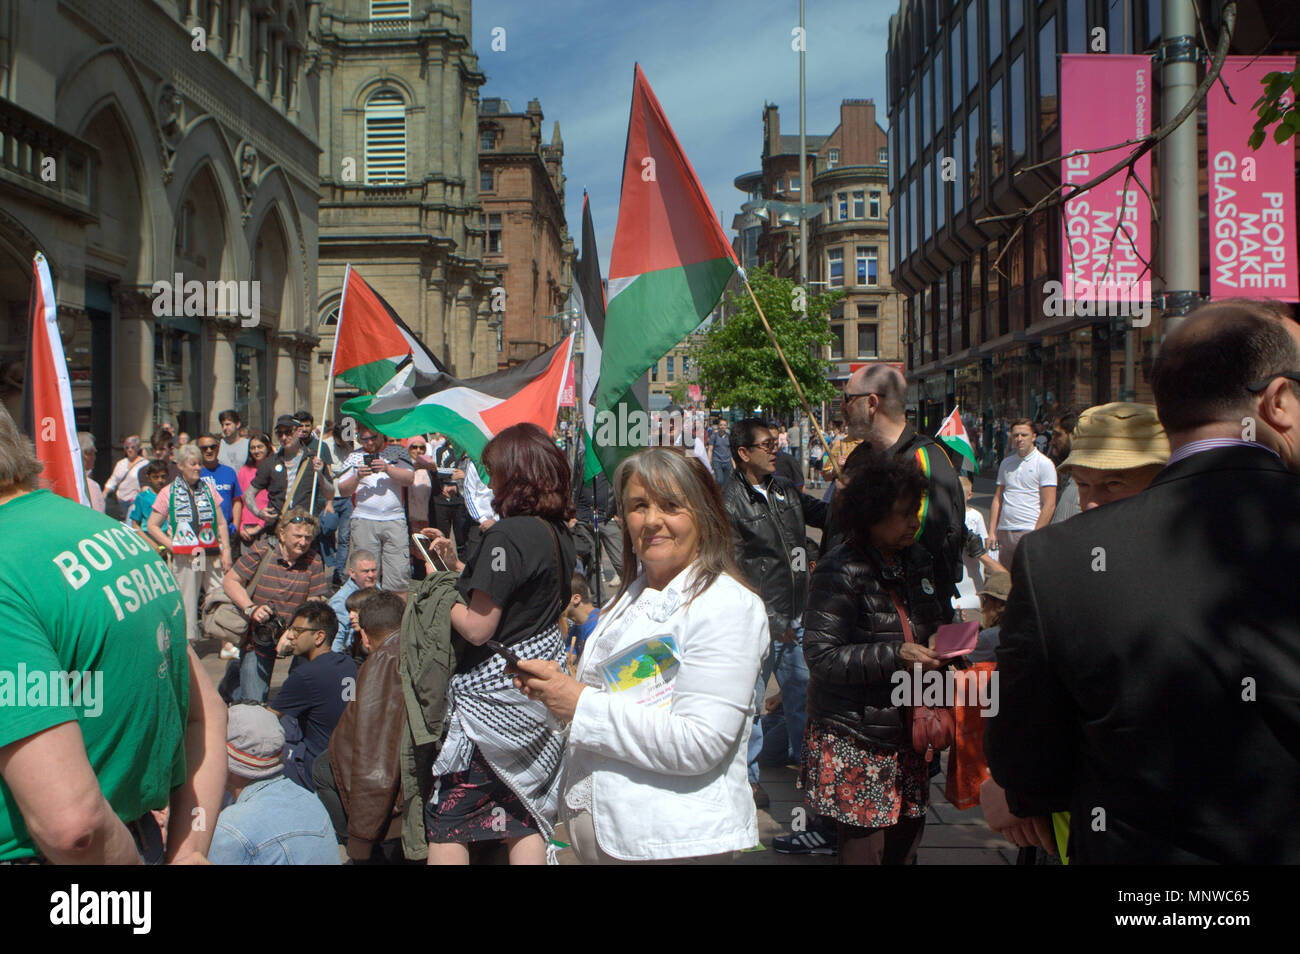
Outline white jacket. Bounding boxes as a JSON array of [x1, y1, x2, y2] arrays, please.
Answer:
[[564, 563, 770, 861]]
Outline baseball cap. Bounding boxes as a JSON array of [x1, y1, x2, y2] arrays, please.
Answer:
[[226, 704, 286, 780], [274, 414, 298, 432], [979, 570, 1012, 602], [1060, 402, 1170, 472]]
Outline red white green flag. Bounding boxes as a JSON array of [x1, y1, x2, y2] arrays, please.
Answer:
[[936, 406, 977, 471], [332, 265, 444, 394], [590, 64, 738, 479]]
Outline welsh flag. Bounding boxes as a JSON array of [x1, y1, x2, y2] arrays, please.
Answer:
[[936, 406, 977, 471], [332, 265, 444, 394], [21, 252, 89, 505], [589, 64, 738, 479], [341, 335, 575, 468]]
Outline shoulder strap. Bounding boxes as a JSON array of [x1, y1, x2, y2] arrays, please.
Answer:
[[247, 539, 280, 597], [537, 516, 572, 607], [285, 453, 311, 510], [886, 585, 915, 645]]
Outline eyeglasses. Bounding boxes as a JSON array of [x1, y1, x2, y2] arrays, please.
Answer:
[[843, 390, 879, 405], [1246, 371, 1300, 393], [286, 626, 321, 637]]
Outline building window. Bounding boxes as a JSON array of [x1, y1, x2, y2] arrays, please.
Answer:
[[837, 192, 849, 221], [666, 356, 675, 381], [828, 149, 840, 167], [364, 89, 406, 184], [480, 170, 493, 192], [486, 213, 502, 254], [1010, 54, 1026, 166], [682, 354, 689, 375], [370, 0, 411, 31], [932, 154, 943, 235], [953, 124, 965, 214], [651, 363, 658, 382], [988, 0, 1002, 65], [950, 20, 963, 116], [966, 0, 978, 93], [922, 160, 933, 242], [934, 44, 945, 136], [869, 191, 881, 218], [879, 146, 889, 164], [174, 201, 195, 256], [828, 248, 844, 287], [857, 246, 878, 286], [790, 177, 801, 193], [857, 322, 879, 358], [830, 323, 844, 359], [909, 178, 918, 253], [968, 105, 980, 202], [1008, 0, 1023, 41], [1066, 0, 1087, 53], [990, 77, 1004, 180], [853, 191, 865, 218], [922, 65, 932, 142], [480, 130, 495, 151], [1039, 16, 1058, 130]]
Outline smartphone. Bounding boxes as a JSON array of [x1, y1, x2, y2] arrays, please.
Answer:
[[363, 453, 376, 467], [410, 532, 448, 572], [485, 639, 522, 667]]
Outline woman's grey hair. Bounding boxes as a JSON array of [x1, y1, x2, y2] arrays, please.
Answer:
[[609, 448, 754, 614], [0, 402, 43, 490], [175, 443, 202, 466]]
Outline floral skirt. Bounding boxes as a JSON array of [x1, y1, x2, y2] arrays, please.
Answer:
[[798, 719, 930, 829], [425, 747, 539, 844]]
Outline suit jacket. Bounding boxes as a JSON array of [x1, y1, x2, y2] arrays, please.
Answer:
[[983, 445, 1300, 864]]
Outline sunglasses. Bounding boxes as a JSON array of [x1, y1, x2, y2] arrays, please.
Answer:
[[198, 443, 219, 451], [1246, 371, 1300, 393], [285, 515, 316, 526], [408, 445, 426, 451], [746, 439, 779, 452]]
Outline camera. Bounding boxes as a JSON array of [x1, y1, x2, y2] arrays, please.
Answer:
[[251, 609, 285, 651]]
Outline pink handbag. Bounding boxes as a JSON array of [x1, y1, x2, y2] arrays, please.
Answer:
[[888, 586, 955, 762]]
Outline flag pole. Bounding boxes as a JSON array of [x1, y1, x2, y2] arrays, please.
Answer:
[[737, 268, 842, 481], [310, 264, 351, 513]]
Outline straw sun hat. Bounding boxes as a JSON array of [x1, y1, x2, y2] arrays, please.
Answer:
[[1059, 402, 1170, 472]]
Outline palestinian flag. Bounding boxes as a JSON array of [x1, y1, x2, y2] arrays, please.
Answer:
[[341, 335, 575, 467], [936, 406, 978, 471], [590, 64, 738, 478], [21, 252, 89, 505], [331, 265, 445, 395], [571, 193, 607, 482]]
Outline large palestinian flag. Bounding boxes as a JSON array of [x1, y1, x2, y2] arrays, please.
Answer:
[[21, 252, 89, 505], [332, 265, 444, 395], [589, 64, 738, 479], [341, 335, 575, 467]]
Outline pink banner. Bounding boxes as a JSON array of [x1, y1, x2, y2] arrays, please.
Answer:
[[1209, 57, 1298, 301], [1059, 55, 1152, 306]]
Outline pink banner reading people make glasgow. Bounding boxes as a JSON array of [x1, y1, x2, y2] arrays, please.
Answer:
[[1059, 55, 1152, 307], [1209, 57, 1298, 301]]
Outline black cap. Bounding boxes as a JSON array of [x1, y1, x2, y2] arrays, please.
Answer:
[[274, 414, 297, 431]]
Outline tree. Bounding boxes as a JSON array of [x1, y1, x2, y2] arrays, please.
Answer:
[[692, 265, 840, 414], [667, 380, 690, 405], [1250, 66, 1300, 148]]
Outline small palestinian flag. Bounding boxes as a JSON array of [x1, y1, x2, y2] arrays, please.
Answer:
[[936, 406, 977, 471], [571, 193, 607, 483], [341, 335, 575, 467], [331, 265, 445, 395]]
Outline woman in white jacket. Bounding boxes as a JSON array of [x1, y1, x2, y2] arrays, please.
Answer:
[[514, 448, 769, 863]]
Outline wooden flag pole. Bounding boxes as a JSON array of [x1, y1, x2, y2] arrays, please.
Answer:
[[738, 269, 842, 481], [309, 264, 351, 513]]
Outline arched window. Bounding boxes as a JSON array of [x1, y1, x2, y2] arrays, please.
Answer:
[[365, 89, 407, 184]]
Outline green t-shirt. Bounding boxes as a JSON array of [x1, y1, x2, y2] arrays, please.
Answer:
[[0, 489, 190, 861]]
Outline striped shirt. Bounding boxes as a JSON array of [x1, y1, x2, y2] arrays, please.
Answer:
[[1165, 437, 1280, 467], [233, 537, 331, 622]]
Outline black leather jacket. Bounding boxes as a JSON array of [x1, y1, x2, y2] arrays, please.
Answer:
[[803, 540, 946, 749], [722, 471, 828, 639]]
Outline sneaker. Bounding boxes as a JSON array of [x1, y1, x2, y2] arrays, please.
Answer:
[[773, 829, 838, 855], [219, 644, 240, 660], [751, 782, 770, 810]]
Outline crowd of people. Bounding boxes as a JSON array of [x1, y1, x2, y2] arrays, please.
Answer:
[[1, 297, 1298, 866]]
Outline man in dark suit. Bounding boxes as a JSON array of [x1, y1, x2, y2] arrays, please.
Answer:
[[983, 299, 1300, 864]]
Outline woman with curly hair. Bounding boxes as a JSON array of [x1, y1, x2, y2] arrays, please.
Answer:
[[801, 447, 947, 864], [420, 423, 577, 865]]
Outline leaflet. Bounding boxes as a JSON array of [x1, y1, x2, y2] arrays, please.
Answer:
[[598, 636, 680, 709]]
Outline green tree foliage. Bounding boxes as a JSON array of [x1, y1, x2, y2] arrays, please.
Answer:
[[667, 380, 690, 405], [692, 266, 840, 414], [1250, 67, 1300, 149]]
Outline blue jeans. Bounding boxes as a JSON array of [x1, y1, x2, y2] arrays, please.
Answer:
[[234, 648, 276, 703], [321, 496, 352, 580], [747, 625, 809, 783]]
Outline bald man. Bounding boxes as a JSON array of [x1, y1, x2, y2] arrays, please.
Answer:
[[828, 364, 965, 620], [983, 298, 1300, 864]]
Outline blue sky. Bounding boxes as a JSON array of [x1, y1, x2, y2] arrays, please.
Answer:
[[471, 0, 894, 274]]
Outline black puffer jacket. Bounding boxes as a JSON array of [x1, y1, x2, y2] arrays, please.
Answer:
[[723, 471, 829, 639], [803, 540, 947, 749]]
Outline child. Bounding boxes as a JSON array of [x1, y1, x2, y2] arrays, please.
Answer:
[[953, 475, 1002, 621], [343, 586, 379, 661], [129, 461, 171, 531], [563, 574, 600, 665]]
